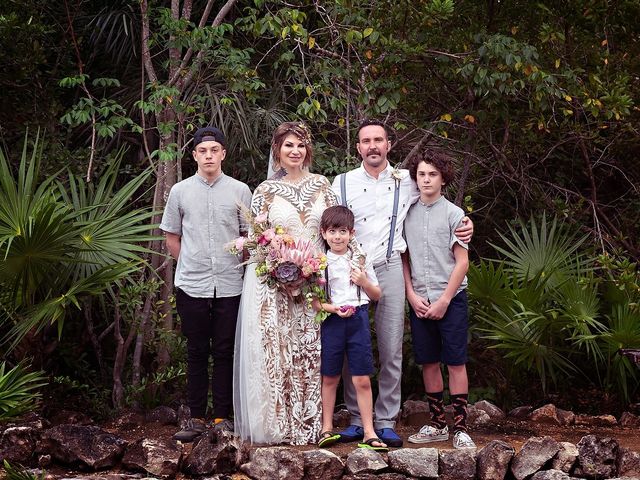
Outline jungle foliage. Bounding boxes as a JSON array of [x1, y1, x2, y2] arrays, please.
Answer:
[[0, 0, 638, 415]]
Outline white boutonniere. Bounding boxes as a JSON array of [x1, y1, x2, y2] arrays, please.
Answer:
[[391, 166, 403, 185]]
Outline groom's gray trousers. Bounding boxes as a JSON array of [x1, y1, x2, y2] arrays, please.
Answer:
[[342, 253, 405, 429]]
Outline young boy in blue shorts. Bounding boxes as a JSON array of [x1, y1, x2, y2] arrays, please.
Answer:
[[313, 205, 387, 451], [401, 149, 476, 450]]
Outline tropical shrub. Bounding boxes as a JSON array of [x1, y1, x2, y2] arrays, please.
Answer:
[[469, 214, 640, 407], [0, 361, 47, 421], [0, 133, 156, 357]]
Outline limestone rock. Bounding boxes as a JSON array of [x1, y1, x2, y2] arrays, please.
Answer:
[[345, 447, 388, 475], [467, 404, 491, 427], [58, 475, 157, 480], [145, 406, 177, 425], [619, 412, 640, 428], [333, 408, 351, 427], [511, 436, 561, 480], [343, 474, 410, 480], [303, 449, 344, 479], [477, 440, 515, 480], [0, 425, 39, 464], [183, 429, 246, 476], [240, 446, 304, 480], [551, 442, 578, 473], [509, 405, 534, 419], [122, 438, 182, 478], [110, 411, 145, 431], [573, 435, 619, 479], [439, 449, 476, 480], [339, 476, 380, 480], [474, 400, 506, 421], [556, 408, 575, 426], [530, 469, 570, 480], [617, 447, 640, 478], [176, 404, 191, 430], [574, 414, 617, 427], [388, 447, 438, 478], [37, 424, 126, 470], [400, 400, 430, 427], [529, 404, 561, 425]]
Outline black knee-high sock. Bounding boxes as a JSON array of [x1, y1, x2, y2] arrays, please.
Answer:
[[426, 391, 447, 429], [451, 393, 468, 433]]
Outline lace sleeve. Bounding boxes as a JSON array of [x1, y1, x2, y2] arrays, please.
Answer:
[[251, 182, 268, 217]]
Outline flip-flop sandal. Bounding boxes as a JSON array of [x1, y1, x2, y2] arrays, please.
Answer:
[[318, 431, 341, 448], [358, 437, 389, 452]]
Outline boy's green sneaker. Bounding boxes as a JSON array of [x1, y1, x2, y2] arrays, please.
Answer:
[[173, 417, 207, 442]]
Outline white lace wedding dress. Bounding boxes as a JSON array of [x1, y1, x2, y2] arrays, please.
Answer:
[[233, 174, 337, 445]]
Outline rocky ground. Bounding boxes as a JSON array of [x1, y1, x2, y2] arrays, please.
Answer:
[[1, 400, 640, 479]]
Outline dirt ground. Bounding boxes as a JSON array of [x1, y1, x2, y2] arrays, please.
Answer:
[[107, 416, 640, 455], [32, 415, 639, 479]]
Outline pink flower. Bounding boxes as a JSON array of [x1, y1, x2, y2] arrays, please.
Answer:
[[270, 236, 283, 250], [255, 213, 268, 224], [306, 258, 320, 271], [234, 237, 246, 251], [258, 228, 276, 245], [263, 229, 275, 241], [317, 277, 327, 286]]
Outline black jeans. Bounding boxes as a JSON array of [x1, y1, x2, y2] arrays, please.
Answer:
[[176, 289, 240, 419]]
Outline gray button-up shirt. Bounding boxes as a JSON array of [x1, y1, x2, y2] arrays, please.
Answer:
[[160, 173, 252, 298], [404, 195, 468, 303]]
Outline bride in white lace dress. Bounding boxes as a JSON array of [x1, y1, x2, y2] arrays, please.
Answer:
[[234, 122, 340, 444]]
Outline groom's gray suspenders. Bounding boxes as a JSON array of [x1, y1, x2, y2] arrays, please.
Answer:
[[340, 173, 348, 208], [338, 172, 400, 260]]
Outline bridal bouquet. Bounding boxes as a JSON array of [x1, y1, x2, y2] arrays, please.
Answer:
[[225, 210, 328, 304]]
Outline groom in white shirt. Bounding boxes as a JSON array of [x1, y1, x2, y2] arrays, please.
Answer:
[[332, 120, 473, 447]]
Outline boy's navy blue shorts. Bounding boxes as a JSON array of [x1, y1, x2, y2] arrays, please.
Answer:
[[321, 304, 374, 376], [410, 290, 468, 366]]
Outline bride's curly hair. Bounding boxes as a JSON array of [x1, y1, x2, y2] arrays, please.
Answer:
[[271, 121, 314, 169]]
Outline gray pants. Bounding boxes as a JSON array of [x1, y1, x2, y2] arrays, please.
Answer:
[[343, 253, 405, 429]]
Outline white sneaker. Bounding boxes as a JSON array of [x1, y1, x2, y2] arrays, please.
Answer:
[[408, 424, 449, 444], [453, 430, 477, 450]]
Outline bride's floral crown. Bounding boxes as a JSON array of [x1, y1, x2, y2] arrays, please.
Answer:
[[285, 122, 312, 145]]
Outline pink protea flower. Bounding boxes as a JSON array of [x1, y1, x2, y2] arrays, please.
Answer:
[[279, 238, 317, 266]]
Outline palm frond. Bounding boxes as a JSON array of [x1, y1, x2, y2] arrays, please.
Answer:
[[4, 262, 141, 350], [0, 361, 47, 421], [489, 213, 591, 289], [475, 301, 577, 393]]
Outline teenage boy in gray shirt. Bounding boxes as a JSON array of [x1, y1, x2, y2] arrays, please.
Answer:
[[160, 126, 252, 442], [401, 148, 476, 450]]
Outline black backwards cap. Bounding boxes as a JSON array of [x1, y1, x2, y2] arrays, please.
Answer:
[[193, 126, 226, 148]]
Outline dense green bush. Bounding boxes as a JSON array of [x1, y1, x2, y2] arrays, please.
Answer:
[[469, 214, 640, 409]]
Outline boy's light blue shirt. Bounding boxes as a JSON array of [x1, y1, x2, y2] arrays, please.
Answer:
[[403, 195, 467, 303]]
